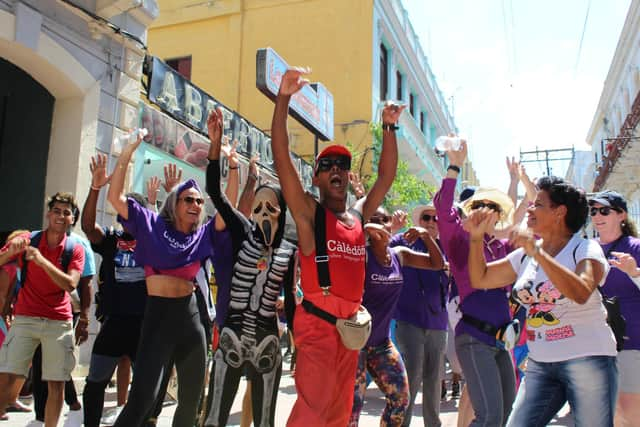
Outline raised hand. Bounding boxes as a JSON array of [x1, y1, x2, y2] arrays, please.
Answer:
[[349, 172, 366, 199], [463, 208, 498, 240], [391, 210, 407, 233], [7, 235, 29, 256], [508, 228, 538, 256], [381, 101, 406, 124], [403, 226, 427, 245], [364, 223, 390, 242], [278, 67, 311, 97], [147, 176, 161, 206], [90, 153, 112, 189], [609, 251, 640, 277], [221, 139, 240, 169], [506, 156, 519, 181], [163, 163, 183, 192], [447, 138, 467, 167], [120, 128, 144, 158], [207, 107, 224, 146], [249, 154, 260, 180], [24, 246, 44, 266]]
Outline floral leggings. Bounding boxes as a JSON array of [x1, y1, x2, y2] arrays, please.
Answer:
[[348, 339, 410, 427]]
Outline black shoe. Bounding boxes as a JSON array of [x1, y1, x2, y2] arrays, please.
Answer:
[[451, 381, 461, 399], [441, 381, 447, 400]]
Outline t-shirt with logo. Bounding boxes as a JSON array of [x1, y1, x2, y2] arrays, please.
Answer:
[[600, 235, 640, 351], [117, 197, 217, 269], [14, 230, 85, 321], [507, 234, 616, 362], [363, 246, 403, 347], [298, 208, 365, 318], [91, 227, 147, 318]]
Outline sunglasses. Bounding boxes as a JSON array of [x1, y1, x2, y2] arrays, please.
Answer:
[[179, 196, 205, 206], [471, 201, 502, 213], [316, 156, 351, 173], [590, 206, 620, 217], [421, 214, 437, 222], [369, 214, 392, 225]]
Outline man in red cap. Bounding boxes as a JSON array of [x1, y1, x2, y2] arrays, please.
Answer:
[[271, 66, 403, 426]]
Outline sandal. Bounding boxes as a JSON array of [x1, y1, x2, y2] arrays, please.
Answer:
[[5, 401, 32, 412]]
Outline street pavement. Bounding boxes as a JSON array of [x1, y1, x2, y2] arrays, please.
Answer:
[[4, 354, 573, 426]]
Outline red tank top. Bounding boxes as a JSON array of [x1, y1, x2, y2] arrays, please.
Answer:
[[299, 208, 366, 313]]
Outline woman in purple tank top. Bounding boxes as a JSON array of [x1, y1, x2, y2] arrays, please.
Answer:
[[348, 208, 444, 427]]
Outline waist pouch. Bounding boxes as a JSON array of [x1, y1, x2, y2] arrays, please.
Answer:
[[462, 313, 520, 351], [302, 299, 372, 350]]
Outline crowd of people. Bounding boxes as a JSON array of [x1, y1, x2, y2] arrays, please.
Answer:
[[0, 66, 638, 427]]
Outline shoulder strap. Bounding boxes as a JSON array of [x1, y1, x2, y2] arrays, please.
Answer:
[[314, 202, 331, 291], [21, 231, 43, 285], [61, 234, 76, 273]]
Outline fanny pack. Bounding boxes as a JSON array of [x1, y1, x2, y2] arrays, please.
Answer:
[[306, 203, 371, 350], [302, 299, 372, 350], [462, 313, 521, 351]]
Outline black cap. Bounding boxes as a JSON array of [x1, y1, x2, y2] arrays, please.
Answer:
[[459, 186, 477, 203], [589, 190, 627, 212]]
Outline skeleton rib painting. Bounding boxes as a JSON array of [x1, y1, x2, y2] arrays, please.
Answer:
[[204, 158, 296, 427]]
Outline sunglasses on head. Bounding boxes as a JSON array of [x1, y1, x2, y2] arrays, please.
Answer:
[[179, 196, 205, 206], [421, 214, 437, 222], [316, 156, 351, 173], [590, 206, 620, 217], [471, 201, 502, 213], [369, 214, 392, 225]]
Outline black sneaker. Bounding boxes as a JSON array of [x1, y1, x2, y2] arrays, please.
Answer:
[[441, 381, 447, 400], [451, 381, 461, 399]]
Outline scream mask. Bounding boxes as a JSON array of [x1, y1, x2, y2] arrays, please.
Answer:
[[251, 186, 283, 247]]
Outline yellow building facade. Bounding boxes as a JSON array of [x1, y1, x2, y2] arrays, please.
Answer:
[[149, 0, 375, 165]]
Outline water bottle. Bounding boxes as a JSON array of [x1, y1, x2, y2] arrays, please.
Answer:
[[434, 135, 462, 157], [113, 128, 148, 152]]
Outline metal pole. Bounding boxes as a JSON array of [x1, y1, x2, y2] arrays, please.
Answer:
[[314, 134, 318, 159]]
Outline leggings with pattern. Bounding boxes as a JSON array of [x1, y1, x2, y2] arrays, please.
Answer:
[[349, 339, 410, 427]]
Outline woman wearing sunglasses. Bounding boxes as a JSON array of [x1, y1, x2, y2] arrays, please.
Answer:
[[433, 140, 517, 427], [107, 129, 235, 427], [348, 207, 444, 427], [589, 190, 640, 427], [465, 176, 617, 427]]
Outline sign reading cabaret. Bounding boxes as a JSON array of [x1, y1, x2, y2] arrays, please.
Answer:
[[256, 47, 334, 141], [144, 56, 314, 191]]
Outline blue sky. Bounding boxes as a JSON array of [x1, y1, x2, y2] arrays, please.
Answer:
[[402, 0, 631, 189]]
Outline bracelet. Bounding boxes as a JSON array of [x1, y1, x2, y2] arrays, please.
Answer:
[[229, 166, 239, 170], [90, 185, 101, 191], [447, 165, 461, 173], [381, 123, 399, 131]]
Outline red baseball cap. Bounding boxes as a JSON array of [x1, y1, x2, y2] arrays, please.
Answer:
[[314, 144, 352, 174]]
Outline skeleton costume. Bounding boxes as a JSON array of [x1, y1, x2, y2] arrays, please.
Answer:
[[204, 159, 296, 427]]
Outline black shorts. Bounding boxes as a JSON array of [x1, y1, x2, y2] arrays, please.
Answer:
[[92, 316, 143, 362]]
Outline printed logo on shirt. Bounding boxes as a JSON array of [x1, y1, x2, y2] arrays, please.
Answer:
[[163, 230, 192, 250], [114, 238, 145, 283], [327, 240, 366, 263], [513, 280, 565, 329], [370, 273, 402, 283]]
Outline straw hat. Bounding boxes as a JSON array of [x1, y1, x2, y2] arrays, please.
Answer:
[[462, 187, 514, 230], [411, 203, 436, 225]]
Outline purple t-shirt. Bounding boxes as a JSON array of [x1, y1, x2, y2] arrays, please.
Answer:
[[600, 235, 640, 350], [363, 246, 404, 347], [118, 198, 216, 269], [434, 178, 512, 346], [390, 234, 448, 331]]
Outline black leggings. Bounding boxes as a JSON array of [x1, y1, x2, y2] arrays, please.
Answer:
[[113, 294, 207, 427]]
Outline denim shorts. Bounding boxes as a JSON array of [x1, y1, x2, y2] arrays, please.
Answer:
[[507, 355, 617, 427], [0, 315, 75, 381], [617, 350, 640, 393]]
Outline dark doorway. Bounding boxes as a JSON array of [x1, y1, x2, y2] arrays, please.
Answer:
[[0, 58, 54, 242]]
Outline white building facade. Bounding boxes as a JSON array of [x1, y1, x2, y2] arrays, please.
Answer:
[[586, 0, 640, 224]]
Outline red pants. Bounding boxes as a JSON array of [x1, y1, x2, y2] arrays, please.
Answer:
[[287, 296, 359, 427]]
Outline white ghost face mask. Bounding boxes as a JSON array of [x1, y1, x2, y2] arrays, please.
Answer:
[[251, 187, 281, 247]]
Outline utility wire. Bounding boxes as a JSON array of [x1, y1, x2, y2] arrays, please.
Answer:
[[574, 0, 592, 77]]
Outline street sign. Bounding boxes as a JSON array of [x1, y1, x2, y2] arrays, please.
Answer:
[[256, 47, 334, 141]]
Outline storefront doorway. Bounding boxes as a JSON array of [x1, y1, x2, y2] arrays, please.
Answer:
[[0, 58, 54, 243]]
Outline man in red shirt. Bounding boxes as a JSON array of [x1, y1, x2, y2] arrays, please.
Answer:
[[0, 192, 85, 427], [271, 67, 402, 426]]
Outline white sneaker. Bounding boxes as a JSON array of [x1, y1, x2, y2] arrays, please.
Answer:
[[101, 405, 123, 426], [24, 420, 44, 427], [62, 409, 83, 427]]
